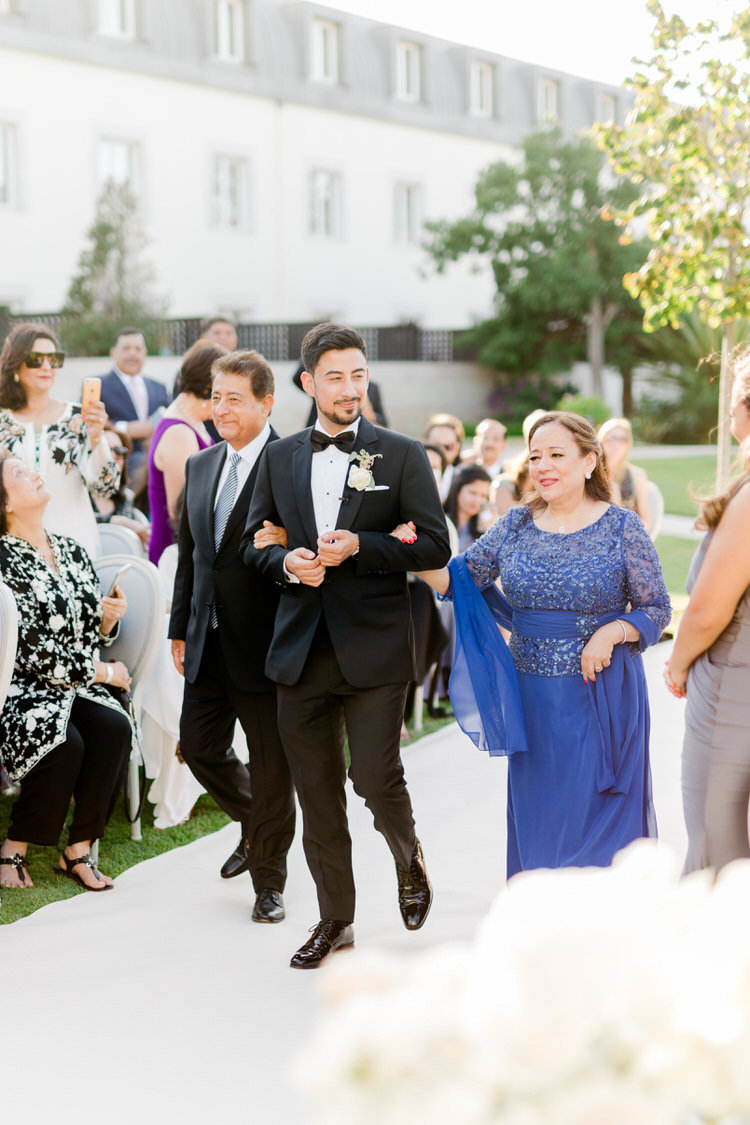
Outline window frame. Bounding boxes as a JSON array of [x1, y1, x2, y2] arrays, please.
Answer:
[[469, 60, 494, 118], [393, 180, 422, 246], [311, 17, 340, 85], [95, 135, 141, 198], [96, 0, 137, 39], [0, 121, 18, 208], [308, 168, 342, 239], [210, 152, 249, 230], [214, 0, 245, 64], [537, 76, 560, 123], [395, 40, 422, 103]]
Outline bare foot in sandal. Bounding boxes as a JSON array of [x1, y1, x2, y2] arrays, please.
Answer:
[[58, 844, 114, 891], [0, 839, 34, 888]]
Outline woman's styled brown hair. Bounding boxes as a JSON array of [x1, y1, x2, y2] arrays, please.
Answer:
[[178, 338, 228, 399], [696, 349, 750, 531], [526, 411, 611, 514], [0, 322, 60, 410]]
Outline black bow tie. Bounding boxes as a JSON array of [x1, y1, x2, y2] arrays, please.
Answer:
[[311, 430, 356, 454]]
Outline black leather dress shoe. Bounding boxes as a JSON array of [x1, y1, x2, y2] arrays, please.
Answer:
[[252, 888, 285, 924], [289, 919, 354, 970], [220, 836, 251, 880], [396, 839, 432, 930]]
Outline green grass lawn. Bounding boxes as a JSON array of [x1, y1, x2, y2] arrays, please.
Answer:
[[655, 534, 696, 615], [633, 455, 717, 518], [0, 709, 452, 926]]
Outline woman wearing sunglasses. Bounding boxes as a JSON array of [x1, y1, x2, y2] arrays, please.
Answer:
[[0, 322, 119, 558]]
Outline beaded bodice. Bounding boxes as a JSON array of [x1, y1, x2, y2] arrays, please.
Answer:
[[464, 505, 671, 676]]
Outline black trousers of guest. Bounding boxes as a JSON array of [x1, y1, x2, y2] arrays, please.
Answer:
[[276, 625, 415, 923], [179, 627, 295, 893], [10, 696, 131, 848]]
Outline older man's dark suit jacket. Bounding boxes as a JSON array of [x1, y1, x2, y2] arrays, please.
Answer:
[[169, 432, 280, 690], [240, 417, 450, 688], [98, 369, 170, 425]]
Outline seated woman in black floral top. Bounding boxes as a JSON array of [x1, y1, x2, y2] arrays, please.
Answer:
[[0, 452, 134, 891]]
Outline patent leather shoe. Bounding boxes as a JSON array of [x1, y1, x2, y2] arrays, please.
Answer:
[[395, 839, 432, 930], [289, 919, 354, 969], [220, 836, 251, 879], [252, 888, 285, 924]]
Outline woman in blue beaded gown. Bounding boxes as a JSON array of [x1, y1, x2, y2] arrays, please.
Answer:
[[416, 412, 671, 876]]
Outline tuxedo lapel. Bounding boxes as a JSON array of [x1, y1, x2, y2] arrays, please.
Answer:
[[292, 430, 320, 548], [218, 430, 277, 551], [335, 418, 380, 531]]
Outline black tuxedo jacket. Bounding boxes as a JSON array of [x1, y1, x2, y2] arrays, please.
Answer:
[[98, 370, 170, 427], [169, 432, 280, 691], [240, 417, 451, 688]]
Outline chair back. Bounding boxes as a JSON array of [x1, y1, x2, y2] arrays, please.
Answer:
[[0, 581, 18, 713], [97, 523, 144, 557], [646, 481, 665, 542], [93, 554, 165, 692]]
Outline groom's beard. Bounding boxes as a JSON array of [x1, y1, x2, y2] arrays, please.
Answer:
[[317, 398, 363, 428]]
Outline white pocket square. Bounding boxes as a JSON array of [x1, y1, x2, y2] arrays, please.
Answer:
[[368, 485, 390, 491]]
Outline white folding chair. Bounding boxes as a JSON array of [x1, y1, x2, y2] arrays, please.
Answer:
[[0, 581, 18, 714], [646, 481, 665, 542], [94, 554, 165, 840], [97, 523, 145, 557]]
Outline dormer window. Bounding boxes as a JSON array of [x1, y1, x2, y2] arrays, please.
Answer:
[[311, 19, 339, 84], [396, 41, 421, 103]]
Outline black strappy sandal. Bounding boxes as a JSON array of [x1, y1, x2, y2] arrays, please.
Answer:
[[0, 852, 30, 887], [55, 852, 113, 892]]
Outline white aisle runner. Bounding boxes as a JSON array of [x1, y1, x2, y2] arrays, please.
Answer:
[[1, 646, 686, 1125]]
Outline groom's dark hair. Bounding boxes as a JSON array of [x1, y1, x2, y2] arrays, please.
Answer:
[[301, 323, 367, 376]]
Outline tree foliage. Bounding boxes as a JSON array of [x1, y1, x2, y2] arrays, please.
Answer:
[[423, 127, 651, 398], [61, 180, 168, 355], [599, 0, 750, 475]]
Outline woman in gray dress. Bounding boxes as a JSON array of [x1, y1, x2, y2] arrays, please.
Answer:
[[665, 349, 750, 873]]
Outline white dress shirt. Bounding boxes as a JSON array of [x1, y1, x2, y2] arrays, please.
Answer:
[[214, 423, 271, 514], [114, 365, 149, 420], [310, 418, 361, 538], [283, 418, 360, 583]]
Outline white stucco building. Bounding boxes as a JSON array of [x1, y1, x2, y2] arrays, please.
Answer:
[[0, 0, 627, 327]]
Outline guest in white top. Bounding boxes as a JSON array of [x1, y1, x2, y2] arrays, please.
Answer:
[[0, 322, 118, 559]]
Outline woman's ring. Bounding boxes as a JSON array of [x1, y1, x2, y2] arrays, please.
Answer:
[[595, 665, 603, 672]]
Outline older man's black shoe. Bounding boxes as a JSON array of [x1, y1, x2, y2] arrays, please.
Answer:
[[220, 836, 251, 879], [290, 919, 354, 969], [252, 888, 285, 923], [396, 840, 432, 930]]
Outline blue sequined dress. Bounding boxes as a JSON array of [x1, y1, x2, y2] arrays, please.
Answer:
[[456, 504, 671, 876]]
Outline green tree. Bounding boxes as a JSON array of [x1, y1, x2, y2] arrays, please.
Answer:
[[600, 0, 750, 483], [423, 127, 651, 404], [61, 180, 168, 355]]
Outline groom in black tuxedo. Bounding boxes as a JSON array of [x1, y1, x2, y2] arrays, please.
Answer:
[[169, 350, 295, 923], [241, 323, 450, 968]]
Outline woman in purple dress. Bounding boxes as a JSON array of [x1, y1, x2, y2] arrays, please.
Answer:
[[147, 340, 225, 564], [417, 412, 671, 876]]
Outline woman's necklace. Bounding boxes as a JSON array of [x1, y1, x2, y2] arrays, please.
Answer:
[[172, 398, 210, 443]]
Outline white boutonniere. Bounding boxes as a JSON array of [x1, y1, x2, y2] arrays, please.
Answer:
[[347, 448, 382, 491]]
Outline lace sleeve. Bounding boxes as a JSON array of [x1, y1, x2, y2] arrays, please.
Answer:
[[621, 510, 671, 648], [463, 512, 514, 590]]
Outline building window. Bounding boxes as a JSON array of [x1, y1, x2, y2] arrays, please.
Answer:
[[215, 0, 244, 63], [599, 93, 617, 123], [537, 77, 560, 122], [396, 41, 421, 102], [470, 61, 494, 118], [394, 182, 422, 245], [311, 19, 339, 84], [309, 170, 341, 238], [0, 123, 17, 206], [96, 137, 139, 194], [96, 0, 136, 38], [212, 155, 247, 228]]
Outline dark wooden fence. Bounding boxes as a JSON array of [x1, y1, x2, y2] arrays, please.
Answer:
[[0, 309, 477, 362]]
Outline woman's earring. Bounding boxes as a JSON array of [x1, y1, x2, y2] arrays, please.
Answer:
[[13, 372, 20, 383], [585, 471, 592, 480]]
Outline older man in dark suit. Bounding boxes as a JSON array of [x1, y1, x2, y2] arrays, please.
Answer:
[[242, 323, 450, 968], [169, 350, 295, 923]]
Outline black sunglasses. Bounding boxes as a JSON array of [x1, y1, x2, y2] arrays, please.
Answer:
[[25, 351, 65, 369], [111, 445, 129, 457]]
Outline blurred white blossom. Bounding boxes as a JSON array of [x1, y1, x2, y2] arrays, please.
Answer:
[[295, 841, 750, 1125]]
